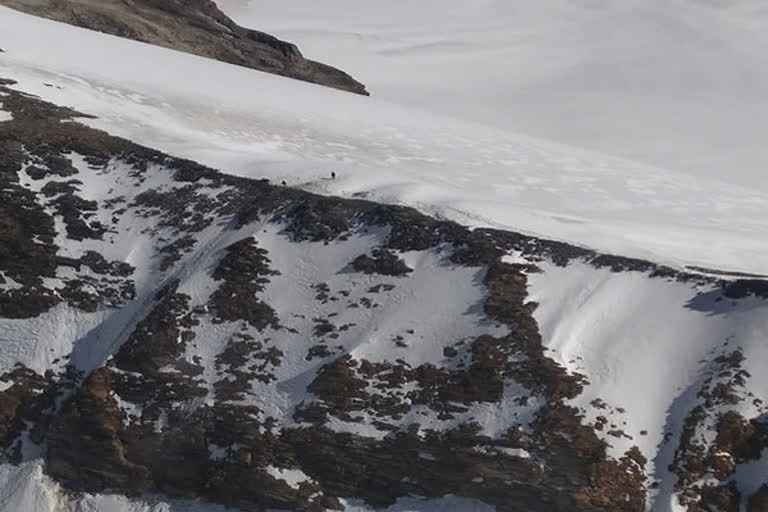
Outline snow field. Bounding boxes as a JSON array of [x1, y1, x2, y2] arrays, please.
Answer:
[[2, 7, 768, 274]]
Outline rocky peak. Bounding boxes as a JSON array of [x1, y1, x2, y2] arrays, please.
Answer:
[[0, 0, 368, 95]]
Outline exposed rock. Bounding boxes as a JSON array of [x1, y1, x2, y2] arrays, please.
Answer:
[[351, 248, 413, 276], [209, 237, 280, 330], [749, 485, 768, 512], [0, 366, 58, 462], [698, 483, 740, 512], [0, 75, 764, 512], [0, 0, 369, 95], [47, 367, 153, 493], [669, 347, 768, 510]]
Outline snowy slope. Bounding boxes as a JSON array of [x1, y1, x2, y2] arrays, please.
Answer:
[[0, 130, 765, 511], [1, 5, 768, 512], [0, 464, 494, 512], [0, 93, 516, 511], [218, 0, 768, 188], [528, 261, 768, 509], [2, 6, 768, 276]]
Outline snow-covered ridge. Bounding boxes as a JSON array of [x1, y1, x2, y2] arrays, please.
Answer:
[[0, 72, 767, 512], [1, 6, 768, 275], [1, 5, 768, 512], [1, 83, 536, 510]]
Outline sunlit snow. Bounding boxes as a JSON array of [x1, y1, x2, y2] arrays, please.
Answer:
[[1, 6, 768, 274]]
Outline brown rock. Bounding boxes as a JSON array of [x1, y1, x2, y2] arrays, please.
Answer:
[[0, 0, 368, 95], [749, 485, 768, 512]]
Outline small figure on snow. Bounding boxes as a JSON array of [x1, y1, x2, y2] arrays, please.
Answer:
[[331, 171, 336, 180], [281, 180, 287, 187]]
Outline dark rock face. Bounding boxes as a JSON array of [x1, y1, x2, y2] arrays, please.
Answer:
[[209, 237, 280, 329], [0, 0, 369, 95], [47, 367, 153, 493], [0, 78, 766, 511], [667, 347, 768, 511], [750, 485, 768, 512], [351, 248, 413, 276], [0, 366, 59, 462]]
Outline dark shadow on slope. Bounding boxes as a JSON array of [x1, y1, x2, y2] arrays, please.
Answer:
[[647, 374, 706, 512], [685, 285, 768, 317], [68, 293, 155, 374]]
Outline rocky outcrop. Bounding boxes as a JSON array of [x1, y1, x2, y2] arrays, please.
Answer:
[[351, 248, 413, 276], [0, 0, 369, 95], [0, 78, 767, 511], [667, 348, 768, 511], [750, 485, 768, 512]]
